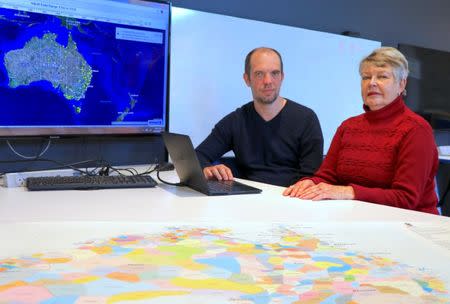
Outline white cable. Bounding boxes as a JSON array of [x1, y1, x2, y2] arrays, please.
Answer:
[[6, 139, 52, 159]]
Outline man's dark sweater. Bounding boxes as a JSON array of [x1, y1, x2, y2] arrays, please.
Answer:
[[195, 99, 324, 187]]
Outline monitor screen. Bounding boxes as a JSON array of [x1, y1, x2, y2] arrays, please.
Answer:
[[0, 0, 170, 136], [398, 43, 450, 129]]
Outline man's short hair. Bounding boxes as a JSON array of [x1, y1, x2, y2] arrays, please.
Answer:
[[244, 47, 284, 77]]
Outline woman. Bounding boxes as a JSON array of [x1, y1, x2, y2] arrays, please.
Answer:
[[283, 47, 439, 214]]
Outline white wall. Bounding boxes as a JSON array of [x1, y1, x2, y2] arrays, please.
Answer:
[[170, 7, 381, 153]]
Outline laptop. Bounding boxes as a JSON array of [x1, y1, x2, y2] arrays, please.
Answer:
[[162, 132, 262, 196]]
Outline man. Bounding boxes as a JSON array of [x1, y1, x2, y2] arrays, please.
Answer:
[[195, 47, 323, 187]]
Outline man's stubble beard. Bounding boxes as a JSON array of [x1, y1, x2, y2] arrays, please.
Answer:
[[255, 92, 279, 105]]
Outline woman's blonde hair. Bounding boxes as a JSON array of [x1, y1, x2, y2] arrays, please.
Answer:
[[359, 47, 409, 82]]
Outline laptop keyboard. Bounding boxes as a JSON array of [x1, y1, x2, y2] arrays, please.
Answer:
[[206, 180, 261, 194], [207, 180, 235, 192]]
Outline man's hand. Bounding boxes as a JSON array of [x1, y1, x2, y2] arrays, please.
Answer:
[[203, 164, 233, 181]]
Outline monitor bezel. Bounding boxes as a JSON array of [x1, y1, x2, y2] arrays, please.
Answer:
[[0, 0, 172, 138]]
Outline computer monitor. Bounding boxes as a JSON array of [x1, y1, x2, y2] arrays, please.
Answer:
[[0, 0, 171, 137]]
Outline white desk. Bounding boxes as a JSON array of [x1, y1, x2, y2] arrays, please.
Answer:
[[1, 172, 450, 302], [440, 154, 450, 163], [0, 171, 446, 223]]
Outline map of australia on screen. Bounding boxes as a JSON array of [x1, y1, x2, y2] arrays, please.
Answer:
[[4, 32, 93, 103], [0, 4, 168, 132]]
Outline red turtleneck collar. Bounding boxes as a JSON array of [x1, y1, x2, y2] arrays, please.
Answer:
[[363, 95, 406, 122]]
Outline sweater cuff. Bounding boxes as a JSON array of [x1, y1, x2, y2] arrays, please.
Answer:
[[350, 183, 373, 202]]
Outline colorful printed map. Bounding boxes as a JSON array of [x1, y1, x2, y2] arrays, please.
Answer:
[[0, 226, 448, 303]]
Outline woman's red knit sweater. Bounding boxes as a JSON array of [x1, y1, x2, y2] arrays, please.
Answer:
[[310, 96, 439, 214]]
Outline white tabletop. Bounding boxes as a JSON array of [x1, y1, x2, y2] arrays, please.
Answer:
[[0, 171, 446, 224], [1, 171, 450, 301]]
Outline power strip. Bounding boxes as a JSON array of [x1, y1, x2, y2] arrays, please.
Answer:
[[3, 169, 79, 188]]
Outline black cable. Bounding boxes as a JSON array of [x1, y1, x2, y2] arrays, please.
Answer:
[[6, 138, 52, 159], [0, 156, 161, 180], [38, 158, 104, 176], [0, 158, 103, 177], [105, 165, 146, 177], [136, 164, 159, 176], [156, 169, 183, 186]]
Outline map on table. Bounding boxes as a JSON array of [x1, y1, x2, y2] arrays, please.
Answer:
[[0, 225, 448, 303]]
